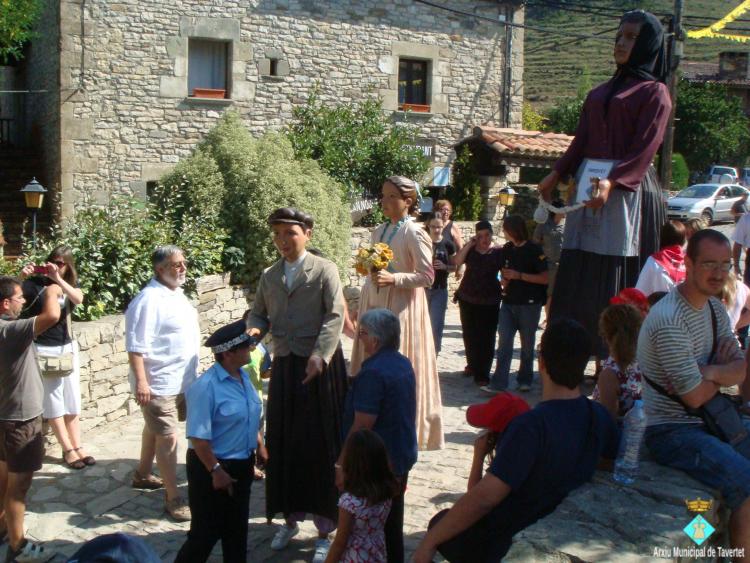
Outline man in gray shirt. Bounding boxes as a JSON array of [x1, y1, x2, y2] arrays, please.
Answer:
[[0, 276, 60, 562], [638, 230, 749, 555]]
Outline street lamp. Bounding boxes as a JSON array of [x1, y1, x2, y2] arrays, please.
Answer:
[[20, 177, 47, 249], [498, 187, 517, 218]]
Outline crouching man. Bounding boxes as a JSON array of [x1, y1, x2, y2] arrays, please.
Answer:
[[414, 318, 619, 563]]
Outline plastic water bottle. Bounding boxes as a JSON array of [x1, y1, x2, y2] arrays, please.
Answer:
[[613, 399, 647, 485]]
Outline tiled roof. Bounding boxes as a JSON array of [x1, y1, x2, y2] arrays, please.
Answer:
[[681, 61, 720, 80], [458, 126, 573, 161], [681, 61, 750, 87]]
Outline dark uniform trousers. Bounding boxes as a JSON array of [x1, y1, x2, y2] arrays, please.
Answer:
[[174, 449, 254, 563]]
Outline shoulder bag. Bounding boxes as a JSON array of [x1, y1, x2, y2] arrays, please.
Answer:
[[36, 291, 75, 378], [642, 301, 747, 446]]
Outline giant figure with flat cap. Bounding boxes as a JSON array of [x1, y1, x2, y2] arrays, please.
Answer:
[[246, 207, 348, 562]]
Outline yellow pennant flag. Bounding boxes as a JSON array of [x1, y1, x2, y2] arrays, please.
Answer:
[[687, 0, 750, 41]]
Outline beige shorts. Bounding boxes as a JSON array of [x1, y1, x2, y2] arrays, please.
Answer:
[[141, 394, 185, 436]]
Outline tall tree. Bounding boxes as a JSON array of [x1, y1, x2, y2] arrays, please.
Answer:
[[674, 79, 750, 172], [0, 0, 41, 64]]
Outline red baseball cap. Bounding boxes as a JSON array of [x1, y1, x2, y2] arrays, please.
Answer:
[[609, 287, 649, 316], [466, 392, 531, 433]]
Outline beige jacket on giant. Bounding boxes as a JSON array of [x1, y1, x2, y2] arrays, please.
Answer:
[[246, 253, 344, 363]]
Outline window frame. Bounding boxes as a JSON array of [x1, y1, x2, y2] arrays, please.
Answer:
[[398, 58, 430, 111], [187, 38, 232, 99]]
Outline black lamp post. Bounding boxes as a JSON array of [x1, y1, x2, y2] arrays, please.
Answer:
[[20, 178, 47, 249]]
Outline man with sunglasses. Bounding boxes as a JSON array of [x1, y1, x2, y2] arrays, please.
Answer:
[[0, 276, 60, 562], [639, 229, 750, 556], [125, 245, 200, 522]]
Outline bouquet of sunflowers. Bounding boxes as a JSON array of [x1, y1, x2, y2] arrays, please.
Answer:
[[355, 242, 394, 279]]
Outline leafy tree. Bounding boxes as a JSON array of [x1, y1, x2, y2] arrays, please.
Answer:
[[544, 96, 584, 135], [671, 152, 689, 190], [522, 101, 546, 131], [543, 68, 592, 134], [447, 146, 483, 220], [287, 93, 431, 200], [674, 79, 750, 173], [0, 0, 41, 63], [198, 112, 351, 285]]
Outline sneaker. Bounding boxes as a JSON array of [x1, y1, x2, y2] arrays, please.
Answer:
[[312, 538, 331, 563], [270, 524, 299, 550], [165, 496, 191, 522], [6, 540, 55, 563], [131, 470, 164, 490], [480, 385, 503, 395], [518, 384, 531, 392]]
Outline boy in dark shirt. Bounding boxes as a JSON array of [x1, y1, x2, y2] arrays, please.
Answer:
[[486, 215, 548, 393], [414, 318, 619, 563]]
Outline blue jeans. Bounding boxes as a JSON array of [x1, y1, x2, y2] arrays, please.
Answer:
[[490, 303, 542, 390], [425, 287, 448, 355], [645, 421, 750, 510]]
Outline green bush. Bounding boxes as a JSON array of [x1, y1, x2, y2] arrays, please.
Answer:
[[190, 112, 351, 285], [447, 146, 483, 220], [671, 152, 690, 190], [287, 93, 430, 200], [21, 195, 225, 321], [153, 148, 225, 229]]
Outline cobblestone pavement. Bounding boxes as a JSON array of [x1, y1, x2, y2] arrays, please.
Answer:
[[19, 304, 590, 562]]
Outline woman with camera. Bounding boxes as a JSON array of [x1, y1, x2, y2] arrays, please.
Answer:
[[22, 246, 92, 470]]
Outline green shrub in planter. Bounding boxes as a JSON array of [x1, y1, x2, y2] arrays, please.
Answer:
[[197, 112, 351, 285]]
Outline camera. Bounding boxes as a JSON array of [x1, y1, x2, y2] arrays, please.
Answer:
[[32, 265, 48, 275]]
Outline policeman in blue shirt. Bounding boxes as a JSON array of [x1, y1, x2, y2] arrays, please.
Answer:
[[174, 320, 266, 563]]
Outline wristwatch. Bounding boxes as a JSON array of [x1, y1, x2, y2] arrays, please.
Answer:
[[210, 462, 221, 474]]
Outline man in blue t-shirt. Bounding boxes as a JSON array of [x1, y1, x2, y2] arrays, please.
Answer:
[[414, 319, 619, 563]]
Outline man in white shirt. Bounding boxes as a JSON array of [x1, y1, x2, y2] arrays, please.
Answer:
[[125, 245, 200, 522]]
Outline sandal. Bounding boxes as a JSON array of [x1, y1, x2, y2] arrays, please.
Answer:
[[62, 448, 85, 470], [74, 447, 96, 466]]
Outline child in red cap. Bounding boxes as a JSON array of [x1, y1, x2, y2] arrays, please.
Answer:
[[465, 393, 530, 490]]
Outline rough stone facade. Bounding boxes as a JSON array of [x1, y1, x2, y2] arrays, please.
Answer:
[[23, 0, 524, 217]]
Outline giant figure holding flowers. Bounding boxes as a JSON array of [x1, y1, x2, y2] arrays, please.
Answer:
[[351, 176, 444, 451]]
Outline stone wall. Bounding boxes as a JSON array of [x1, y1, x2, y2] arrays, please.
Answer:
[[46, 0, 523, 216], [74, 274, 250, 430]]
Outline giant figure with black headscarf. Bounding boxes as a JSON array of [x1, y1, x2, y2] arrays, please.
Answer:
[[538, 10, 671, 357]]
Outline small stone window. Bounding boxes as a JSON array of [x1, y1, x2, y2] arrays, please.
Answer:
[[398, 59, 429, 112], [188, 39, 230, 99], [259, 49, 290, 79]]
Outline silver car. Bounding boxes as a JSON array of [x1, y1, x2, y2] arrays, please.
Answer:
[[667, 183, 749, 224]]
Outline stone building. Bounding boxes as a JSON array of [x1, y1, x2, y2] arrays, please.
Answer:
[[0, 0, 525, 250]]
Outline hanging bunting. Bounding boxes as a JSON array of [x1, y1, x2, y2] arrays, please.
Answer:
[[687, 0, 750, 41]]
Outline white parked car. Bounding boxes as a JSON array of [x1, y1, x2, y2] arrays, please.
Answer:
[[667, 183, 749, 224]]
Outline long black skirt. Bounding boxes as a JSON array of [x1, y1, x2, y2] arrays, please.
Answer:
[[265, 346, 349, 522], [550, 167, 666, 357]]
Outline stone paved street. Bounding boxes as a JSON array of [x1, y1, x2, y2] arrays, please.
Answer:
[[18, 304, 576, 562]]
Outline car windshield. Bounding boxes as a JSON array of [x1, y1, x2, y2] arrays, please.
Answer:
[[677, 185, 717, 199]]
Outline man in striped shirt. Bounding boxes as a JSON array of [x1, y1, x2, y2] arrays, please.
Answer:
[[638, 229, 749, 554]]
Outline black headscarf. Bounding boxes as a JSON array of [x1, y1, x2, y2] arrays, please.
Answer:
[[605, 10, 667, 114]]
